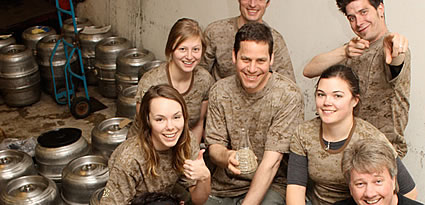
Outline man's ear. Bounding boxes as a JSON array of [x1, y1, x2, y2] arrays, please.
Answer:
[[377, 3, 385, 18]]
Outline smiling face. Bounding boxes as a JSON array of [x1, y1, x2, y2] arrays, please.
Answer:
[[345, 0, 387, 43], [170, 36, 202, 73], [349, 168, 397, 205], [238, 0, 270, 25], [233, 40, 273, 94], [149, 97, 184, 151], [315, 77, 359, 126]]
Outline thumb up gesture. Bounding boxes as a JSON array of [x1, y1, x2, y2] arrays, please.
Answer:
[[184, 149, 210, 181]]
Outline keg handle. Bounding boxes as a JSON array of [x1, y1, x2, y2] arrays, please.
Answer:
[[0, 157, 11, 165], [20, 184, 35, 193]]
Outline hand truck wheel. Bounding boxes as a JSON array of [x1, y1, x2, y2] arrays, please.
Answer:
[[70, 97, 91, 119]]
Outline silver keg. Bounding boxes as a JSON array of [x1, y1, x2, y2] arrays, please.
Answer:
[[35, 128, 90, 183], [61, 155, 109, 205], [22, 26, 56, 55], [79, 26, 113, 85], [0, 44, 41, 107], [116, 86, 138, 119], [89, 188, 104, 205], [116, 48, 155, 95], [0, 175, 60, 205], [0, 149, 37, 189], [36, 34, 77, 94], [0, 35, 15, 49], [62, 17, 93, 43], [138, 59, 164, 79], [91, 117, 129, 159], [95, 36, 131, 98]]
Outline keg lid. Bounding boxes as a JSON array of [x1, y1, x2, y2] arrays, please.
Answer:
[[37, 128, 82, 148]]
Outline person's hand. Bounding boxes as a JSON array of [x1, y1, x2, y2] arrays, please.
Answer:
[[383, 32, 408, 65], [183, 149, 210, 181], [345, 37, 370, 58], [227, 150, 241, 175]]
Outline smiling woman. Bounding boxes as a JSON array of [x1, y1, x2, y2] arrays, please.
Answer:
[[130, 18, 215, 144], [286, 65, 417, 205], [100, 84, 210, 205]]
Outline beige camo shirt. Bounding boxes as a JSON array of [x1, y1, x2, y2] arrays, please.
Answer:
[[290, 117, 394, 205], [200, 16, 296, 82], [128, 63, 215, 137], [205, 73, 304, 198], [341, 34, 411, 158], [100, 132, 199, 205]]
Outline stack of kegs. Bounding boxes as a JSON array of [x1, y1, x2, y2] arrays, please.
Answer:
[[0, 34, 16, 105], [95, 36, 131, 98], [0, 45, 41, 107], [79, 26, 113, 85], [36, 34, 77, 94]]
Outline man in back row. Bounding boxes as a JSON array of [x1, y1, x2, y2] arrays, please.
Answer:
[[201, 0, 296, 83], [303, 0, 411, 158], [205, 22, 303, 205]]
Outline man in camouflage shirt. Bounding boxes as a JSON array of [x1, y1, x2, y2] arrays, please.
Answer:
[[200, 0, 295, 82], [205, 23, 303, 204], [303, 0, 410, 157]]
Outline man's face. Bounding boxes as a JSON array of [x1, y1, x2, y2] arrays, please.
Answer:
[[233, 40, 273, 94], [238, 0, 270, 25], [349, 168, 397, 205], [345, 0, 387, 43]]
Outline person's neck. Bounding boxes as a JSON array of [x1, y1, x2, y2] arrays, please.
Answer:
[[391, 193, 399, 205], [322, 116, 354, 142], [370, 26, 388, 44], [168, 62, 192, 93], [237, 16, 263, 29]]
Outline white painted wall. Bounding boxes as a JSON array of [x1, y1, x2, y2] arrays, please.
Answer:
[[77, 0, 425, 201]]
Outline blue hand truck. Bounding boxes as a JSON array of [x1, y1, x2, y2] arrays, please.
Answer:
[[50, 0, 91, 119]]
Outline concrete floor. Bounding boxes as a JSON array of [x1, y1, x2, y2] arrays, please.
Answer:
[[0, 85, 117, 147]]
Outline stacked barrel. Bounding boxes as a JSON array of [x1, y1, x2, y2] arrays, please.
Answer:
[[0, 45, 41, 106], [94, 37, 131, 98], [79, 26, 113, 85]]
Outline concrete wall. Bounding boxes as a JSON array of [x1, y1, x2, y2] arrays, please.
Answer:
[[77, 0, 425, 201]]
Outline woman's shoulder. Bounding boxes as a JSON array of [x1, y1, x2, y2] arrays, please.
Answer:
[[354, 117, 387, 140], [194, 65, 214, 83], [140, 63, 168, 82], [108, 137, 144, 170]]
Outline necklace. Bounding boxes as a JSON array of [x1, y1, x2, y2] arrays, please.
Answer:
[[325, 140, 330, 151]]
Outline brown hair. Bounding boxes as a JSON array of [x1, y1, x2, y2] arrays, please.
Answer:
[[336, 0, 383, 15], [342, 138, 397, 184], [165, 18, 206, 60], [138, 84, 191, 176], [233, 22, 274, 58]]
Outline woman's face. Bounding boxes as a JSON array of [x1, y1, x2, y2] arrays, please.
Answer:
[[149, 97, 185, 151], [170, 36, 202, 73], [315, 77, 359, 126]]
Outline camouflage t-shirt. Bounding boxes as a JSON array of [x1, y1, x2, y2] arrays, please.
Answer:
[[128, 62, 215, 137], [205, 73, 304, 198], [290, 117, 394, 205], [341, 34, 411, 158], [200, 16, 296, 82], [100, 132, 199, 205]]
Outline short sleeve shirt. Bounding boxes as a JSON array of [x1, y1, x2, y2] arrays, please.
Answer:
[[134, 62, 214, 128], [341, 34, 411, 158], [205, 73, 304, 197], [100, 132, 200, 205], [290, 117, 394, 205], [200, 16, 295, 82]]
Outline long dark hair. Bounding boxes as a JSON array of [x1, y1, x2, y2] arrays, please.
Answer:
[[138, 84, 191, 176]]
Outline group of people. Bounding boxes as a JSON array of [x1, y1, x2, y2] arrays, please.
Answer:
[[99, 0, 421, 205]]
